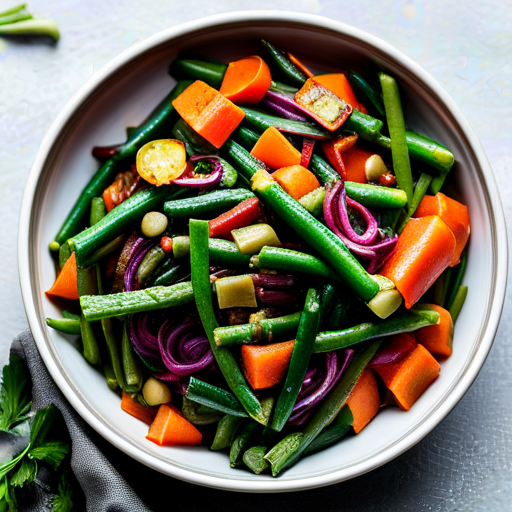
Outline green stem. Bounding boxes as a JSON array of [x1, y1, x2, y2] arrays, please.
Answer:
[[0, 19, 60, 41], [449, 286, 468, 324]]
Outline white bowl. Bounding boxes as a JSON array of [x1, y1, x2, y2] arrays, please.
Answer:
[[18, 11, 507, 492]]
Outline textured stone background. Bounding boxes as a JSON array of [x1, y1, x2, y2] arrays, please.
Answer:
[[1, 0, 511, 510]]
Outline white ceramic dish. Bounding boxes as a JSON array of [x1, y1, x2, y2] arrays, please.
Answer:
[[19, 11, 507, 492]]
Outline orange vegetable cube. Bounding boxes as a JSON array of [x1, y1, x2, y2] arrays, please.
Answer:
[[146, 404, 202, 446], [121, 392, 157, 425], [220, 55, 272, 104], [340, 144, 376, 184], [250, 126, 301, 170], [415, 304, 454, 357], [414, 192, 470, 266], [45, 252, 79, 301], [272, 165, 320, 200], [380, 216, 456, 308], [242, 340, 295, 390], [172, 80, 245, 148], [373, 343, 440, 411], [346, 368, 380, 433]]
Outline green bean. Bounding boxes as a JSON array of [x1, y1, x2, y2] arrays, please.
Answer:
[[189, 219, 266, 425], [80, 282, 195, 321], [397, 172, 432, 233], [380, 73, 414, 207], [82, 234, 126, 268], [185, 377, 248, 418], [313, 305, 439, 353], [213, 312, 301, 347], [449, 286, 468, 324], [172, 118, 217, 156], [103, 362, 118, 391], [445, 250, 468, 310], [90, 197, 107, 227], [252, 246, 341, 283], [345, 71, 385, 117], [243, 446, 269, 474], [62, 310, 80, 321], [303, 405, 353, 456], [46, 318, 81, 335], [230, 420, 261, 467], [79, 312, 100, 366], [58, 241, 72, 268], [181, 396, 223, 425], [137, 246, 166, 287], [271, 288, 321, 432], [150, 264, 184, 287], [121, 323, 142, 393], [261, 40, 308, 87], [211, 415, 244, 451], [265, 339, 382, 476], [164, 189, 254, 219], [169, 59, 227, 89]]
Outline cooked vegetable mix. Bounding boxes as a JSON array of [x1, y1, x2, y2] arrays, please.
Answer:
[[45, 41, 469, 476]]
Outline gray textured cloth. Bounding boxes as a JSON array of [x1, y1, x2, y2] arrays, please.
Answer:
[[11, 331, 152, 512]]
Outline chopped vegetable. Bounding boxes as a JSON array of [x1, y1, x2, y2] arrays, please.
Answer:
[[294, 78, 352, 131], [231, 223, 281, 255], [142, 377, 172, 406], [136, 139, 187, 186], [250, 126, 301, 169], [121, 392, 157, 424], [172, 80, 245, 148], [415, 304, 453, 357], [220, 55, 272, 104], [271, 164, 320, 200], [381, 216, 456, 308], [45, 252, 79, 300], [141, 211, 168, 238], [209, 197, 262, 239], [314, 73, 366, 112], [346, 368, 380, 433], [215, 275, 258, 309], [146, 404, 202, 446], [242, 339, 295, 389]]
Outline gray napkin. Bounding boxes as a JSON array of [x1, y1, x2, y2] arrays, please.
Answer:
[[11, 330, 153, 512]]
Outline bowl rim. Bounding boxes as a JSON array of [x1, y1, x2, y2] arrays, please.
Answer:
[[18, 10, 508, 492]]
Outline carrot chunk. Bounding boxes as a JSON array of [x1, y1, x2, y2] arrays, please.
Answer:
[[219, 55, 272, 104], [415, 304, 454, 357], [250, 126, 301, 170], [241, 340, 295, 390], [346, 368, 380, 433], [172, 80, 245, 148], [380, 216, 456, 308], [414, 192, 470, 266], [121, 392, 157, 425], [272, 165, 320, 200], [146, 404, 202, 446], [339, 144, 375, 184], [208, 197, 262, 239], [373, 342, 440, 411], [46, 252, 79, 300], [314, 73, 367, 113]]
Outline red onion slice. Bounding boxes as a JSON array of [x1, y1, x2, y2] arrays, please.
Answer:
[[124, 237, 156, 292], [174, 155, 223, 188]]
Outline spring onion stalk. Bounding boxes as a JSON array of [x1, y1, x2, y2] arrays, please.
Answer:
[[449, 286, 468, 324], [379, 73, 414, 208], [0, 18, 60, 41]]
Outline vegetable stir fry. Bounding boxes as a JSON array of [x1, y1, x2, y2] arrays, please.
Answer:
[[45, 41, 470, 476]]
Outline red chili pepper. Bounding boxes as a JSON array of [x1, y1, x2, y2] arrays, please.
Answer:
[[300, 138, 316, 169], [160, 236, 173, 254], [208, 197, 262, 239], [321, 140, 346, 179]]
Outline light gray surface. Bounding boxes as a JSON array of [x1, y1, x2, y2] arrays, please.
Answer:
[[1, 0, 511, 509]]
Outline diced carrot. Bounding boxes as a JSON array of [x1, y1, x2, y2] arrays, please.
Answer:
[[208, 197, 262, 239], [321, 134, 359, 179], [172, 80, 245, 148], [219, 55, 272, 104], [314, 73, 368, 113], [340, 144, 376, 184], [46, 252, 79, 301], [373, 343, 440, 411], [370, 333, 417, 368], [121, 392, 158, 425], [294, 78, 352, 131], [146, 404, 202, 446], [287, 52, 315, 78], [380, 216, 456, 308], [272, 165, 320, 200], [415, 304, 454, 357], [250, 126, 301, 170], [346, 368, 380, 434], [241, 340, 295, 390], [414, 192, 470, 266]]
